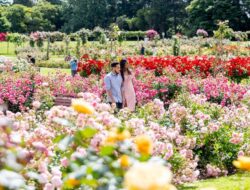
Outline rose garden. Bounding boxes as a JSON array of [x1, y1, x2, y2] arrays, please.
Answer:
[[0, 1, 250, 189]]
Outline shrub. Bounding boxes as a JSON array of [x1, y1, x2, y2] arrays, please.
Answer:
[[120, 31, 146, 41], [92, 26, 105, 40], [76, 28, 91, 44], [194, 125, 242, 175], [7, 33, 28, 47], [47, 32, 66, 43]]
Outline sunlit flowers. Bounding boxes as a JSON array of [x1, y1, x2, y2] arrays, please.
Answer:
[[124, 162, 176, 190], [71, 99, 95, 114], [105, 129, 131, 145]]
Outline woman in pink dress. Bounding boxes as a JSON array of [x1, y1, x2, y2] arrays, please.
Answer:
[[120, 59, 136, 111]]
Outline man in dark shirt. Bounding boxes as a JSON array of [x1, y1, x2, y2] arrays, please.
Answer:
[[140, 44, 145, 55]]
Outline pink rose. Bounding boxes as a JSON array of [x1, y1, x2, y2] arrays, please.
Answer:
[[44, 183, 54, 190], [60, 157, 69, 167], [51, 176, 62, 188]]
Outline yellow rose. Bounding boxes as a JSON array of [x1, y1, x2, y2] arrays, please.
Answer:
[[135, 135, 153, 155], [105, 131, 117, 145], [71, 99, 95, 114], [116, 130, 131, 141], [233, 156, 250, 171], [104, 129, 131, 145], [124, 162, 175, 190], [119, 155, 131, 168], [65, 178, 80, 188]]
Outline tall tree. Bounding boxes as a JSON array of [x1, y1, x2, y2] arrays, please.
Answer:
[[5, 4, 28, 33], [187, 0, 250, 35], [0, 7, 10, 32], [62, 0, 108, 32], [132, 0, 188, 36]]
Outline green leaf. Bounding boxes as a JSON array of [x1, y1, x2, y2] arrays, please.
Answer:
[[99, 146, 115, 156], [80, 127, 98, 139], [53, 134, 66, 143], [138, 154, 150, 162], [74, 128, 98, 147]]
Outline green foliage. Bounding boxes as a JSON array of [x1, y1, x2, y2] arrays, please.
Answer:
[[168, 152, 186, 173], [120, 31, 146, 41], [0, 10, 10, 32], [194, 125, 242, 173], [153, 82, 182, 107], [76, 28, 90, 44], [1, 0, 249, 36], [99, 33, 107, 44], [5, 4, 28, 33], [109, 24, 121, 41], [92, 26, 105, 41], [186, 0, 250, 36], [7, 33, 27, 46], [213, 21, 234, 40], [0, 1, 63, 33]]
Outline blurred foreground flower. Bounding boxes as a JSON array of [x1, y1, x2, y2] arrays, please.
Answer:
[[105, 129, 131, 145], [64, 178, 80, 189], [0, 170, 25, 189], [233, 156, 250, 171], [71, 99, 95, 114], [124, 162, 176, 190]]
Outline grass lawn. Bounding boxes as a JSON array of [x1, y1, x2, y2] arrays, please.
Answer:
[[40, 67, 70, 76], [0, 42, 17, 55], [179, 172, 250, 190]]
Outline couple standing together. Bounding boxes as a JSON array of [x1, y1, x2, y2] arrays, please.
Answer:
[[104, 59, 136, 111]]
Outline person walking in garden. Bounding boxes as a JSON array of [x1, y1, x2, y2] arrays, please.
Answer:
[[140, 44, 145, 55], [27, 55, 36, 65], [104, 62, 123, 110], [120, 59, 136, 111], [70, 58, 78, 77]]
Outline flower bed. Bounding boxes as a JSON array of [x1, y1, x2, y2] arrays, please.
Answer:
[[0, 53, 249, 189], [0, 90, 249, 189], [77, 55, 250, 81]]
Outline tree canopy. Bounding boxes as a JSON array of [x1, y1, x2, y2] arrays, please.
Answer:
[[0, 0, 249, 36]]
